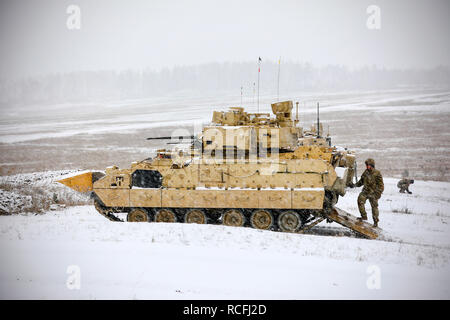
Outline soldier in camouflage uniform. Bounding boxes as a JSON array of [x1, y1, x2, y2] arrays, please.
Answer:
[[349, 158, 384, 227], [397, 178, 414, 194]]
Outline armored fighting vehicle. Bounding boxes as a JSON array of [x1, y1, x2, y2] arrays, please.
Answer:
[[59, 100, 380, 238]]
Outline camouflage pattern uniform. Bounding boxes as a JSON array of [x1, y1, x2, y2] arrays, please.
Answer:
[[397, 178, 413, 194], [354, 158, 384, 225]]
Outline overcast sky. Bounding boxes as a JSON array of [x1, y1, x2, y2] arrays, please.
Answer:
[[0, 0, 449, 79]]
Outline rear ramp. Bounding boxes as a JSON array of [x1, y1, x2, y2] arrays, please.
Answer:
[[325, 207, 380, 239]]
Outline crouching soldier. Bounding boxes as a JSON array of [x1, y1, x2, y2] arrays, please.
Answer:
[[349, 158, 384, 227], [397, 178, 414, 194]]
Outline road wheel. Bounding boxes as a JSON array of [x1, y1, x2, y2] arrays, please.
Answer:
[[223, 209, 245, 227], [250, 209, 273, 230], [155, 209, 176, 223], [127, 208, 150, 222], [185, 209, 206, 224], [278, 211, 302, 232]]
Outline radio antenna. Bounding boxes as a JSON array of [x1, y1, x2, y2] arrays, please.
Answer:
[[317, 102, 320, 138], [240, 85, 243, 107], [252, 82, 255, 108], [257, 57, 261, 113], [277, 56, 281, 101]]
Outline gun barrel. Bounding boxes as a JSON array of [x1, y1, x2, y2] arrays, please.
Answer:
[[147, 135, 195, 140]]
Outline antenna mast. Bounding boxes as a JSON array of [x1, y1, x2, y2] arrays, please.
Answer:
[[240, 85, 243, 107], [257, 57, 261, 113], [277, 56, 281, 101], [317, 102, 320, 138], [252, 82, 255, 108]]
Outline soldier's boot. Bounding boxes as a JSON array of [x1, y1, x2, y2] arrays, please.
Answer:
[[373, 221, 378, 228], [407, 189, 412, 194], [356, 217, 367, 225]]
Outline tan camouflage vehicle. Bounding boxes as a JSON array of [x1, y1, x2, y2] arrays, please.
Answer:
[[59, 100, 379, 238]]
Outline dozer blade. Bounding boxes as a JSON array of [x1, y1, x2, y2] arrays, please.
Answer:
[[57, 171, 94, 193], [325, 207, 380, 239]]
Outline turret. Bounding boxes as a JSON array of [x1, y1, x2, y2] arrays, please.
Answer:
[[202, 101, 303, 157]]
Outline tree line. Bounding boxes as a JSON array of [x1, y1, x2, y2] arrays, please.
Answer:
[[1, 61, 449, 107]]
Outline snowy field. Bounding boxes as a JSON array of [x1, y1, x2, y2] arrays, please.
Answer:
[[0, 176, 449, 299], [0, 87, 450, 299]]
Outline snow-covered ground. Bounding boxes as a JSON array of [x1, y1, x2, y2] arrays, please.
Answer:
[[1, 177, 449, 299], [1, 87, 449, 299], [0, 170, 90, 214]]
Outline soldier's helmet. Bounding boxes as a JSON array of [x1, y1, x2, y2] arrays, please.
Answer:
[[365, 158, 375, 167]]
